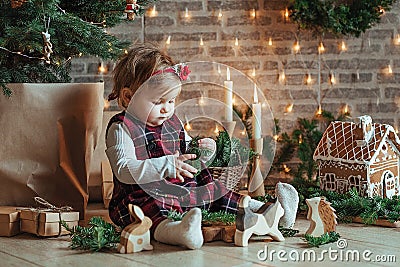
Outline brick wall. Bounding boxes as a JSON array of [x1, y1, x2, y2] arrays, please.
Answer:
[[71, 0, 400, 133]]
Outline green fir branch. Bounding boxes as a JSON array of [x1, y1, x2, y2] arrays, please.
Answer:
[[303, 232, 341, 248]]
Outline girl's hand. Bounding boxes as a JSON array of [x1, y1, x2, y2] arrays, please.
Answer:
[[173, 151, 198, 182], [198, 138, 216, 162]]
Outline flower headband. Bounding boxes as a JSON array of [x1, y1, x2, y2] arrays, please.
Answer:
[[151, 63, 191, 81]]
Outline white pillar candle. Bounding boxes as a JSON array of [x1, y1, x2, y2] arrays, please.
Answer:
[[252, 84, 262, 139], [224, 67, 233, 122]]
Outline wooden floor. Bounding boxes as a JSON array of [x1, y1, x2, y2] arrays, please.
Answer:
[[1, 214, 400, 267]]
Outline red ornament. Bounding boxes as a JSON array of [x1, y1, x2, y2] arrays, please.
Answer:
[[125, 0, 139, 20]]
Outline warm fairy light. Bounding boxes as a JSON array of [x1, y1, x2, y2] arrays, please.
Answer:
[[395, 34, 400, 45], [251, 67, 256, 77], [318, 42, 325, 54], [285, 103, 293, 113], [98, 62, 107, 74], [198, 96, 206, 106], [388, 64, 393, 74], [284, 8, 289, 21], [166, 35, 171, 45], [124, 49, 128, 54], [298, 134, 303, 144], [380, 7, 385, 14], [184, 7, 189, 18], [214, 124, 219, 134], [316, 106, 323, 116], [283, 164, 291, 173], [250, 8, 256, 19], [199, 36, 204, 46], [273, 135, 279, 141], [241, 128, 246, 136], [293, 40, 300, 53], [330, 72, 336, 84], [341, 41, 347, 51], [268, 37, 273, 46], [149, 5, 158, 17], [343, 104, 349, 114], [306, 73, 312, 85], [218, 8, 223, 19], [78, 52, 83, 57], [185, 121, 192, 131], [235, 37, 239, 46], [104, 99, 110, 110], [279, 69, 286, 83]]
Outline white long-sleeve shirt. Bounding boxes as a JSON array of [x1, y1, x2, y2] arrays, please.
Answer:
[[105, 121, 194, 184]]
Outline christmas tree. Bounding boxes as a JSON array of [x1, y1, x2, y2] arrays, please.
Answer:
[[0, 0, 156, 96]]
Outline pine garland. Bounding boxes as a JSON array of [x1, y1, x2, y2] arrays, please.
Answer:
[[62, 217, 121, 252], [303, 232, 341, 247], [288, 0, 397, 37]]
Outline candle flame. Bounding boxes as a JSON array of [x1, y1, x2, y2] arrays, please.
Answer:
[[279, 70, 286, 82], [235, 37, 239, 46], [284, 8, 289, 20], [251, 67, 256, 77], [268, 37, 273, 46], [199, 36, 204, 46], [343, 104, 349, 114], [185, 121, 192, 131], [330, 73, 336, 84], [316, 106, 323, 116], [306, 73, 312, 84], [166, 35, 171, 45], [283, 164, 290, 173], [185, 7, 189, 18]]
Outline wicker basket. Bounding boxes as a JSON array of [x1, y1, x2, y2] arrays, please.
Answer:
[[208, 165, 247, 192]]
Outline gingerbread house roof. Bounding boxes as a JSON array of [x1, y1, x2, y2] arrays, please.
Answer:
[[314, 118, 400, 164]]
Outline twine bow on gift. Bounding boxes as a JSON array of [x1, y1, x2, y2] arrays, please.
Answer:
[[34, 197, 74, 212], [18, 197, 75, 236]]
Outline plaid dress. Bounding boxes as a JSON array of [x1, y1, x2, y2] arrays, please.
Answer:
[[106, 111, 241, 232]]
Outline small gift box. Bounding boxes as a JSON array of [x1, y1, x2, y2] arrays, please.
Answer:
[[0, 206, 21, 237], [19, 197, 79, 237], [101, 161, 114, 209]]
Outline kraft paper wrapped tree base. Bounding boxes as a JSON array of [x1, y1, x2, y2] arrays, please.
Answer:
[[0, 83, 104, 219]]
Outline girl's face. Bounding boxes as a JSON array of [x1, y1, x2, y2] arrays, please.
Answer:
[[127, 78, 181, 127]]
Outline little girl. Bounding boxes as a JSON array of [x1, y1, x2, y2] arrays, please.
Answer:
[[106, 43, 266, 249]]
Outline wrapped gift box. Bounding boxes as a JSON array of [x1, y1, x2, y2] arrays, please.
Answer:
[[0, 206, 20, 237], [20, 209, 79, 237], [101, 161, 114, 209]]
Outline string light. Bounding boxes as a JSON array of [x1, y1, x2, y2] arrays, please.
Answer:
[[268, 37, 273, 46], [235, 37, 239, 46], [184, 7, 189, 18], [214, 124, 219, 134], [341, 40, 347, 51], [318, 42, 325, 54], [388, 64, 393, 74], [395, 34, 400, 45], [250, 8, 256, 19], [166, 35, 171, 45], [283, 164, 291, 173], [149, 5, 158, 17], [330, 72, 336, 84], [185, 121, 192, 131], [279, 69, 286, 83], [199, 36, 204, 46], [98, 61, 107, 74], [104, 98, 110, 109], [298, 134, 303, 144], [284, 8, 289, 22], [306, 73, 312, 85], [273, 135, 279, 141], [316, 105, 323, 116], [218, 8, 223, 19], [293, 40, 300, 53], [285, 103, 293, 113]]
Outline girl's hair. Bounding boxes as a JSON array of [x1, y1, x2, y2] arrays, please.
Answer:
[[108, 43, 175, 107]]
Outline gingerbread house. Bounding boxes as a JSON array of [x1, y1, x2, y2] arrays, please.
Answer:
[[313, 115, 400, 198]]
